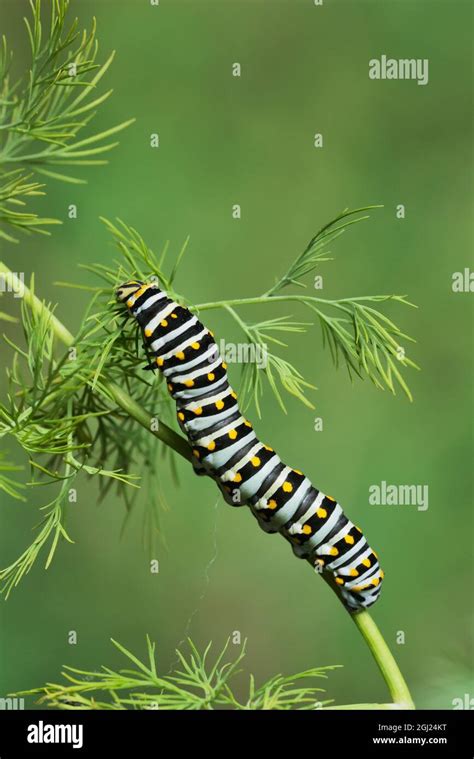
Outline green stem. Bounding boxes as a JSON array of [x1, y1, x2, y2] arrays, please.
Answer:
[[196, 294, 347, 311], [0, 261, 415, 710], [195, 293, 406, 312], [352, 610, 415, 709]]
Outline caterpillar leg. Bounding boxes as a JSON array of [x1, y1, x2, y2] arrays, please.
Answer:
[[190, 454, 243, 506], [191, 452, 208, 477]]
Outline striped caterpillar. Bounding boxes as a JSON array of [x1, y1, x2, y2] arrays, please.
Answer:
[[116, 279, 384, 611]]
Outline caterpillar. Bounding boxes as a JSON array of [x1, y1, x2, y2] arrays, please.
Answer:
[[116, 279, 384, 611]]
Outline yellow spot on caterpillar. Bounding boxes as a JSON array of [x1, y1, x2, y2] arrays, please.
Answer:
[[349, 568, 359, 577], [244, 421, 252, 428], [380, 570, 385, 579], [156, 357, 164, 367], [327, 495, 335, 501], [233, 473, 242, 483], [371, 577, 380, 587], [209, 330, 214, 337], [178, 412, 185, 421], [176, 351, 185, 360], [282, 482, 293, 493], [191, 342, 200, 350], [167, 383, 173, 392], [268, 499, 277, 510], [315, 558, 325, 568], [193, 407, 202, 415], [208, 373, 215, 381], [352, 585, 361, 592], [184, 379, 194, 388], [161, 320, 168, 327], [344, 535, 355, 545], [302, 524, 312, 535], [316, 508, 327, 519], [294, 469, 303, 476], [126, 298, 134, 308], [193, 449, 200, 459], [207, 441, 216, 451], [356, 526, 363, 533], [231, 392, 237, 399], [145, 328, 153, 337], [228, 429, 238, 440], [362, 558, 371, 568], [251, 456, 261, 467], [215, 400, 224, 410], [222, 362, 227, 370], [335, 577, 344, 585], [329, 547, 339, 556], [133, 285, 150, 300], [265, 445, 273, 452], [171, 312, 178, 319]]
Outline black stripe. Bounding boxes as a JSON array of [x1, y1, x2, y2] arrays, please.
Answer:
[[162, 334, 215, 371], [184, 409, 242, 442], [177, 377, 229, 404], [151, 321, 204, 354], [311, 539, 368, 568], [213, 438, 259, 478], [248, 462, 286, 505], [167, 355, 219, 383], [135, 296, 172, 327], [131, 286, 160, 310], [284, 486, 319, 526], [319, 513, 350, 546]]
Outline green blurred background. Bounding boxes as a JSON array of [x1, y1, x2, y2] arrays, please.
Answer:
[[0, 0, 472, 709]]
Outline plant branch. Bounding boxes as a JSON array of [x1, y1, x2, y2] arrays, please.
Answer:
[[0, 262, 191, 462], [0, 261, 414, 710], [0, 1, 134, 241], [15, 636, 338, 710], [195, 294, 413, 311], [352, 610, 415, 709]]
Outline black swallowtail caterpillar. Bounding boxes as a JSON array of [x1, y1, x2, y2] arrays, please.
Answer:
[[116, 280, 384, 611]]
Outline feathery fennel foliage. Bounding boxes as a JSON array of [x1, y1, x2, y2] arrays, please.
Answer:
[[0, 0, 134, 242], [0, 0, 417, 716], [16, 636, 339, 710], [0, 451, 25, 500], [0, 206, 418, 597]]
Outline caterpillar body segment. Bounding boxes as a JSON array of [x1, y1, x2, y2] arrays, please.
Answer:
[[116, 280, 384, 611]]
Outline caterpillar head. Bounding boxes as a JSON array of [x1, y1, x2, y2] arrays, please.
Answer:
[[115, 280, 145, 303]]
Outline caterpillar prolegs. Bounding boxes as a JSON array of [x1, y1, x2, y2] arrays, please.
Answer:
[[116, 280, 384, 611]]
